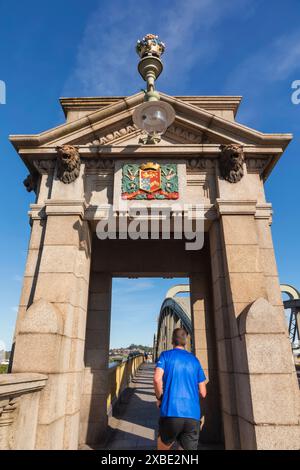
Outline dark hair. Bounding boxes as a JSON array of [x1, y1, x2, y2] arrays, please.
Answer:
[[172, 328, 187, 347]]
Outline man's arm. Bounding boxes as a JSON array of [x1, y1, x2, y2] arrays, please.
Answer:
[[199, 381, 207, 398], [153, 367, 164, 406]]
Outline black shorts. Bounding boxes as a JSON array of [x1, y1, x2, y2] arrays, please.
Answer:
[[158, 417, 200, 450]]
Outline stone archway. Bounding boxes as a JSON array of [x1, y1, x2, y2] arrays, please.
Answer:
[[3, 93, 299, 450]]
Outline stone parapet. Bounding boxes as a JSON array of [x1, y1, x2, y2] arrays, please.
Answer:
[[107, 355, 145, 414], [0, 373, 47, 450]]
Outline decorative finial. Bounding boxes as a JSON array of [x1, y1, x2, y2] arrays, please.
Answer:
[[133, 33, 175, 145], [136, 34, 165, 59]]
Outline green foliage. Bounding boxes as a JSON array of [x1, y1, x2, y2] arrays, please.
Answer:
[[128, 344, 152, 353], [122, 164, 139, 194], [0, 364, 8, 374]]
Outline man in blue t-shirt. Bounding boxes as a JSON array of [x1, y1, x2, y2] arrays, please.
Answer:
[[153, 328, 207, 450]]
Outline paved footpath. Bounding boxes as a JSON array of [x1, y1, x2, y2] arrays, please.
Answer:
[[101, 363, 159, 450], [83, 362, 223, 450]]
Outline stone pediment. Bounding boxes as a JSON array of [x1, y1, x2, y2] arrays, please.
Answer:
[[10, 91, 292, 179], [80, 120, 208, 148]]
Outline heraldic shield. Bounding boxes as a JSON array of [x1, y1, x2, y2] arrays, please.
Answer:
[[139, 162, 161, 193], [121, 162, 179, 200]]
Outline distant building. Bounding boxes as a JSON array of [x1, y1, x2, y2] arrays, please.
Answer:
[[0, 349, 5, 364], [0, 351, 10, 365]]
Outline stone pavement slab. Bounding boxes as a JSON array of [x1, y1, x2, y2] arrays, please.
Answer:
[[81, 362, 225, 451], [103, 363, 159, 450]]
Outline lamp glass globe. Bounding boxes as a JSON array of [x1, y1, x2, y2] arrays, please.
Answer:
[[133, 101, 175, 135]]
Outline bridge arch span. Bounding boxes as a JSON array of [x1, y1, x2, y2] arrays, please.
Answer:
[[155, 293, 192, 360]]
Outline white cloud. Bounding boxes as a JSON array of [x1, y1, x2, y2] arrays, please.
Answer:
[[226, 30, 300, 93], [222, 30, 300, 126], [113, 279, 155, 294], [63, 0, 252, 97]]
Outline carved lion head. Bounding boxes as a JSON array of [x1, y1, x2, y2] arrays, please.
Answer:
[[56, 144, 81, 184], [219, 144, 244, 183], [23, 174, 38, 193]]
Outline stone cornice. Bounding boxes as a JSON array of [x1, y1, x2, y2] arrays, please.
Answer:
[[174, 96, 242, 116], [216, 199, 257, 216], [44, 199, 87, 218], [215, 200, 272, 221], [28, 204, 46, 220], [255, 203, 273, 221], [60, 95, 243, 117], [60, 97, 126, 117], [18, 144, 286, 157], [0, 373, 48, 397], [29, 200, 87, 219], [29, 200, 271, 223], [83, 203, 217, 221]]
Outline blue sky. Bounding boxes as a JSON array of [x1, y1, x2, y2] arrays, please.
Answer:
[[1, 0, 300, 349], [110, 278, 188, 348]]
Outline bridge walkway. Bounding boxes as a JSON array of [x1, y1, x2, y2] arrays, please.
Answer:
[[100, 363, 159, 450], [83, 362, 223, 450]]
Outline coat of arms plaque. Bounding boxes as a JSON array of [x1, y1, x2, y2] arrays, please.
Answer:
[[121, 162, 179, 200]]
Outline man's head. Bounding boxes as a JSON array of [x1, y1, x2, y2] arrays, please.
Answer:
[[172, 328, 187, 347]]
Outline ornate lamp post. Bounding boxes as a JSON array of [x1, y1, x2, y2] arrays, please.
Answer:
[[133, 34, 175, 144]]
